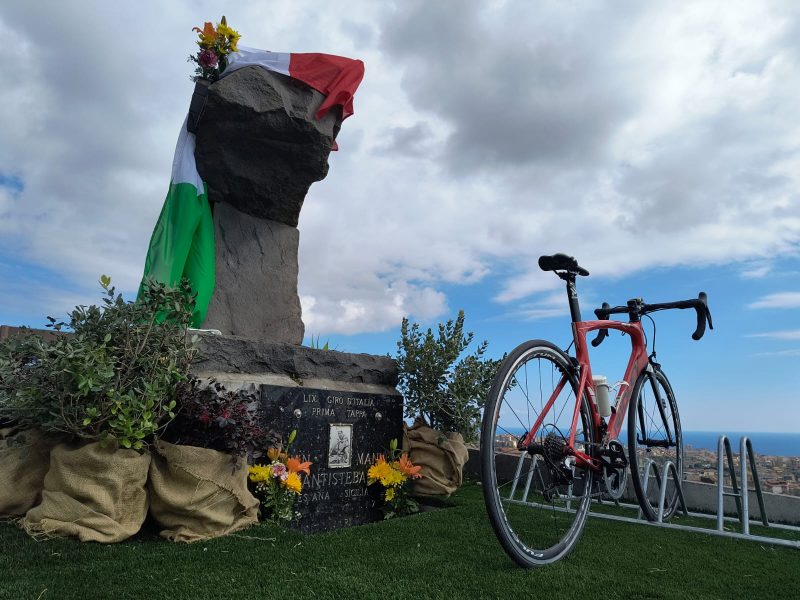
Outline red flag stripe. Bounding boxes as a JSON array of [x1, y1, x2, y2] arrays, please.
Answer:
[[288, 53, 365, 120]]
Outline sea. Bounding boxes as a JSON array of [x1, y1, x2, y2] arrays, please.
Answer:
[[499, 428, 800, 457], [681, 431, 800, 457]]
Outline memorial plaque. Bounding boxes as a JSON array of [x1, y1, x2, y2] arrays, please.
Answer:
[[260, 385, 403, 533]]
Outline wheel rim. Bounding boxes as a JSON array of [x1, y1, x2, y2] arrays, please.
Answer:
[[485, 346, 593, 563], [629, 371, 682, 520]]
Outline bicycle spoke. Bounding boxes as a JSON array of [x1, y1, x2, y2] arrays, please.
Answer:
[[482, 342, 594, 567]]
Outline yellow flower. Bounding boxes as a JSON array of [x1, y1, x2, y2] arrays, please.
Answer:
[[380, 464, 406, 488], [248, 464, 271, 483], [384, 487, 395, 502], [283, 472, 303, 494], [216, 22, 240, 45], [367, 455, 391, 484]]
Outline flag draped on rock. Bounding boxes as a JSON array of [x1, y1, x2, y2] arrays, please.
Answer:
[[138, 48, 364, 327]]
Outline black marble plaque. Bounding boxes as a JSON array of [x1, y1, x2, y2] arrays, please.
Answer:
[[260, 385, 403, 533]]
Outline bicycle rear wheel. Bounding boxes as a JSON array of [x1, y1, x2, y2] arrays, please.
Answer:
[[481, 340, 594, 567], [627, 367, 683, 521]]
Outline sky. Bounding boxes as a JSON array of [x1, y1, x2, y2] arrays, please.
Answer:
[[1, 1, 798, 435]]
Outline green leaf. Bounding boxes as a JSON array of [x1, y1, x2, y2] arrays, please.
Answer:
[[82, 418, 92, 426], [121, 438, 132, 449]]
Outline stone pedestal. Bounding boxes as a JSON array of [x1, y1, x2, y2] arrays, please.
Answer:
[[202, 204, 304, 344], [193, 333, 403, 533]]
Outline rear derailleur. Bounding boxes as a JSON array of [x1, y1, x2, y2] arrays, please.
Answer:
[[523, 432, 577, 501]]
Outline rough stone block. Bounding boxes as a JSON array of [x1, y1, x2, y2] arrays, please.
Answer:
[[194, 66, 341, 227], [201, 203, 303, 343]]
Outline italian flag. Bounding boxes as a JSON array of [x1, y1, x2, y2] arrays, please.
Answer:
[[225, 47, 365, 120], [138, 48, 364, 327]]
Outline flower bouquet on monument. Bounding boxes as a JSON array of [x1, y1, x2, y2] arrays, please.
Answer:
[[367, 438, 423, 519], [151, 378, 280, 542], [188, 16, 241, 82], [248, 430, 313, 524], [0, 276, 196, 543]]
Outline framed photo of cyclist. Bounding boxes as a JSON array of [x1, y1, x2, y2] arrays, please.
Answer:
[[327, 423, 353, 468]]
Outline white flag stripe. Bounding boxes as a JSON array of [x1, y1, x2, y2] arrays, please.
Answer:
[[225, 46, 291, 77], [170, 115, 204, 193]]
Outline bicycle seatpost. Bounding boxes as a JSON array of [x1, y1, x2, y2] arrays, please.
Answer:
[[557, 271, 582, 323]]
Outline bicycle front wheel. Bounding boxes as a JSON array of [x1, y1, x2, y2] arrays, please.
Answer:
[[627, 367, 683, 521], [481, 340, 594, 567]]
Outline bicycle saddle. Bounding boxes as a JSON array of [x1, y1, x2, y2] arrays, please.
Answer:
[[538, 253, 589, 276]]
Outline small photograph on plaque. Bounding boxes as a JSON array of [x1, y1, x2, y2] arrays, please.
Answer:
[[328, 423, 353, 468]]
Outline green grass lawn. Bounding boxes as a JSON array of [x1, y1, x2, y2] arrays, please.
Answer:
[[1, 482, 798, 600]]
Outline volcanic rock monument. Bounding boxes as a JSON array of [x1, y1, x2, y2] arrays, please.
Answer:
[[190, 65, 402, 532]]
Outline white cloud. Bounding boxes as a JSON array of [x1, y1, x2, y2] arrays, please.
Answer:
[[301, 281, 447, 335], [752, 349, 800, 358], [2, 1, 800, 335], [748, 293, 800, 309], [746, 329, 800, 340], [740, 262, 772, 279]]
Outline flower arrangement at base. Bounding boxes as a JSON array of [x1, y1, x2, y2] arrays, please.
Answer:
[[248, 430, 312, 524], [367, 438, 423, 519], [188, 15, 241, 82]]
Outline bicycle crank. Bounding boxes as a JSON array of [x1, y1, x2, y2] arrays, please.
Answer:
[[600, 439, 628, 500]]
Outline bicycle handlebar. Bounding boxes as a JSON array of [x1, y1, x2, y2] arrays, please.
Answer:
[[591, 292, 713, 347]]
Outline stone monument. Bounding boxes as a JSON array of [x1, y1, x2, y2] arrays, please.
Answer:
[[191, 65, 403, 532], [196, 66, 340, 343]]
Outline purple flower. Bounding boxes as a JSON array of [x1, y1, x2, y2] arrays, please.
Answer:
[[198, 49, 219, 69], [271, 463, 288, 481]]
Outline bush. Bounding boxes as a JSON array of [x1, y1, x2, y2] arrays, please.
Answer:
[[165, 378, 280, 465], [395, 310, 500, 444], [0, 276, 196, 450]]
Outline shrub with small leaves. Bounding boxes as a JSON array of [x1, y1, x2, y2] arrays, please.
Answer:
[[396, 310, 501, 444], [0, 276, 196, 451]]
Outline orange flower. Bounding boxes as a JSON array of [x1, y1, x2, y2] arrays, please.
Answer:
[[192, 22, 217, 47], [287, 456, 312, 475], [397, 453, 423, 479], [266, 447, 281, 462]]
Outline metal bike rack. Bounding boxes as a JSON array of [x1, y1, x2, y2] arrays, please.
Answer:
[[586, 435, 800, 550], [716, 435, 768, 534], [635, 458, 688, 523]]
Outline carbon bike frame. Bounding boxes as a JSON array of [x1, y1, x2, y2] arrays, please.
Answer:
[[518, 317, 650, 472]]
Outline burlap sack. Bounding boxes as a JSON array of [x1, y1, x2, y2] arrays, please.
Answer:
[[0, 428, 56, 517], [148, 440, 259, 542], [22, 441, 151, 543], [405, 424, 470, 497]]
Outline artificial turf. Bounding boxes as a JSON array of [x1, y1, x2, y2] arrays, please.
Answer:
[[1, 482, 798, 600]]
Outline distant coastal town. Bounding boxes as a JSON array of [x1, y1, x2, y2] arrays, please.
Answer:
[[683, 444, 800, 498], [493, 433, 800, 498]]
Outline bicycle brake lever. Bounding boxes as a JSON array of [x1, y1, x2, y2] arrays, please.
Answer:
[[691, 292, 709, 340], [591, 303, 611, 347]]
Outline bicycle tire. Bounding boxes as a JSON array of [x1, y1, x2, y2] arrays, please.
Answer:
[[627, 367, 683, 521], [481, 340, 594, 567]]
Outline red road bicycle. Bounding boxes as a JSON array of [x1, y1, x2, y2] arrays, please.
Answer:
[[481, 253, 713, 567]]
